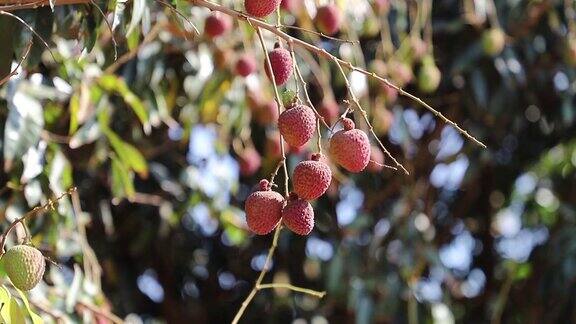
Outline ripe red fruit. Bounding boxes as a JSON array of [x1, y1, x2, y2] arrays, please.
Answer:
[[329, 118, 371, 173], [315, 4, 342, 36], [245, 0, 281, 18], [280, 0, 301, 13], [293, 153, 332, 200], [235, 54, 257, 77], [318, 99, 339, 124], [278, 103, 316, 148], [282, 193, 314, 235], [367, 146, 385, 173], [265, 47, 293, 86], [245, 180, 284, 235], [238, 147, 262, 176], [204, 13, 232, 38]]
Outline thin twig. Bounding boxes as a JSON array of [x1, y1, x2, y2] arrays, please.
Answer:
[[257, 283, 326, 298], [0, 38, 33, 86], [231, 225, 282, 324], [0, 188, 76, 256], [88, 0, 118, 61], [279, 24, 357, 44], [155, 0, 200, 36], [0, 10, 57, 63]]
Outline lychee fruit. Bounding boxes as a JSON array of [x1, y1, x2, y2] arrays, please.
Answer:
[[255, 100, 279, 125], [265, 47, 293, 86], [2, 245, 45, 291], [278, 103, 316, 148], [245, 180, 284, 235], [280, 0, 301, 13], [239, 147, 262, 176], [315, 4, 342, 36], [282, 193, 314, 235], [235, 54, 257, 77], [482, 28, 506, 56], [204, 13, 232, 38], [245, 0, 281, 18], [383, 85, 398, 103], [367, 146, 385, 173], [318, 99, 339, 124], [410, 37, 428, 61], [329, 118, 371, 173], [418, 58, 441, 93], [293, 153, 332, 200]]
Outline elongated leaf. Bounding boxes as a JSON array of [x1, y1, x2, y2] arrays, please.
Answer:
[[111, 155, 135, 199], [9, 298, 26, 324], [126, 0, 146, 36], [103, 128, 148, 177], [0, 285, 11, 321], [15, 289, 43, 324], [98, 74, 151, 134], [4, 92, 44, 171]]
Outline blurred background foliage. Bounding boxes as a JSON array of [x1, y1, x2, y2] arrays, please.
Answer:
[[0, 0, 576, 323]]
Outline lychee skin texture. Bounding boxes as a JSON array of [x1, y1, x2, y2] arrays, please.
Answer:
[[265, 48, 293, 86], [293, 154, 332, 200], [278, 104, 316, 148], [245, 180, 284, 235], [315, 4, 342, 36], [204, 13, 232, 38], [2, 245, 45, 291], [282, 195, 314, 235], [235, 54, 257, 77], [245, 0, 281, 18], [329, 118, 371, 173]]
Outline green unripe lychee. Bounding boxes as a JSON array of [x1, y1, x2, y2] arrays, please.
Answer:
[[418, 56, 441, 93], [2, 245, 45, 291], [482, 28, 506, 56]]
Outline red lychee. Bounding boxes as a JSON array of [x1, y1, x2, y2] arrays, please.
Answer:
[[315, 4, 342, 36], [293, 153, 332, 200], [245, 179, 284, 235], [265, 47, 293, 86], [318, 99, 339, 124], [282, 193, 314, 235], [388, 60, 413, 87], [278, 103, 316, 148], [235, 54, 257, 77], [280, 0, 301, 13], [204, 13, 232, 38], [329, 118, 371, 173], [245, 0, 281, 18], [366, 146, 385, 173], [239, 147, 262, 176]]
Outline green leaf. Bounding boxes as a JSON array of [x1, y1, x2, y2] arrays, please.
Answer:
[[69, 92, 80, 134], [9, 298, 26, 324], [111, 155, 135, 199], [98, 74, 151, 134], [0, 285, 12, 322], [14, 289, 43, 324], [3, 92, 44, 171], [103, 129, 148, 177], [126, 0, 146, 36]]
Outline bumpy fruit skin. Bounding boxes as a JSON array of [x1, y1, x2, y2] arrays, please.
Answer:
[[293, 153, 332, 200], [278, 104, 316, 148], [482, 28, 505, 56], [235, 54, 257, 77], [3, 245, 45, 291], [282, 193, 314, 235], [329, 118, 371, 173], [418, 58, 441, 93], [265, 47, 293, 86], [245, 180, 284, 235], [318, 99, 339, 124], [239, 147, 262, 176], [204, 13, 232, 38], [245, 0, 281, 18], [315, 4, 342, 36]]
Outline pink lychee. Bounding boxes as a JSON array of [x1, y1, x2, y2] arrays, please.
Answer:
[[293, 153, 332, 200], [278, 103, 316, 148], [329, 118, 371, 173], [282, 193, 314, 235], [245, 179, 284, 235]]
